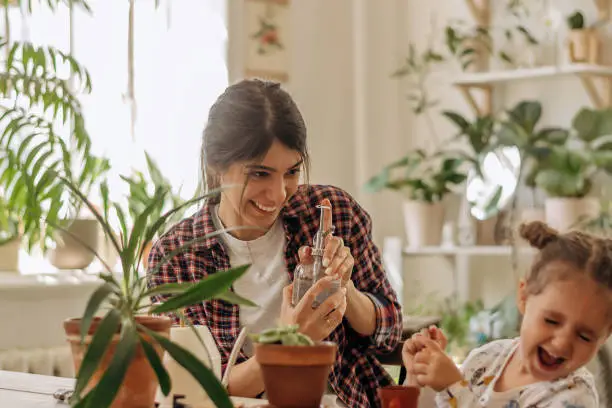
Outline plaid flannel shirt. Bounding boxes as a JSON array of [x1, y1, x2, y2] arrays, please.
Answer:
[[147, 184, 403, 408]]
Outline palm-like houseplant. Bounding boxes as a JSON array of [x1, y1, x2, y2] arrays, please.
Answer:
[[22, 167, 256, 408], [0, 0, 106, 259]]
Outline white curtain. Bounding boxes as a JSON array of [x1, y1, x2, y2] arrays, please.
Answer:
[[12, 0, 229, 202]]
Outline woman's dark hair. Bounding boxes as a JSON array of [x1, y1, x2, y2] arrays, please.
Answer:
[[201, 78, 310, 202], [520, 221, 612, 295]]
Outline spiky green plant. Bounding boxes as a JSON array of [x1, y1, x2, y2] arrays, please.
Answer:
[[25, 169, 257, 408]]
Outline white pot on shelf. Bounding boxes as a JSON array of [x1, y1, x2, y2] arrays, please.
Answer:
[[403, 200, 445, 248], [520, 207, 546, 224], [544, 197, 600, 232]]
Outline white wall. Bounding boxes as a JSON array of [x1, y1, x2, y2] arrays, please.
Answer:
[[226, 0, 607, 311]]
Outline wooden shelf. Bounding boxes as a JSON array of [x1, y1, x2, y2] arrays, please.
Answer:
[[595, 0, 610, 21], [453, 64, 612, 115], [466, 0, 489, 27]]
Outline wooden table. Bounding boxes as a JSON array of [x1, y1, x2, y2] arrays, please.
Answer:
[[0, 370, 264, 407]]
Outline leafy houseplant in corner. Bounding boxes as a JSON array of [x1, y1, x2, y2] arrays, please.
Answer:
[[534, 107, 612, 232], [0, 5, 104, 260], [252, 325, 337, 408], [364, 149, 466, 247], [15, 167, 255, 408]]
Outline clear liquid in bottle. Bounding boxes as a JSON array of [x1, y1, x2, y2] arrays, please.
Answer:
[[292, 262, 340, 308]]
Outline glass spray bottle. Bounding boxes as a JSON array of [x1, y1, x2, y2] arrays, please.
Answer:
[[292, 204, 340, 308]]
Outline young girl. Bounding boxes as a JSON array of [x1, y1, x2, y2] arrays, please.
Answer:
[[403, 221, 611, 407], [147, 79, 402, 408]]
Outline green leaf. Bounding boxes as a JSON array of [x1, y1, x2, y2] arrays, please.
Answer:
[[151, 265, 250, 314], [214, 290, 259, 307], [142, 282, 196, 298], [442, 111, 470, 132], [80, 283, 115, 343], [140, 337, 171, 396], [86, 321, 138, 407], [143, 326, 234, 408], [72, 309, 121, 402]]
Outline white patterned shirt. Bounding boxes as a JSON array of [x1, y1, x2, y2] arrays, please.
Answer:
[[435, 338, 598, 408]]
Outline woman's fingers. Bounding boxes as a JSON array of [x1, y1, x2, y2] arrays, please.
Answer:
[[325, 245, 350, 278], [298, 245, 314, 265]]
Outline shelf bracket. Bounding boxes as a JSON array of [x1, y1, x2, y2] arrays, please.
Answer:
[[578, 73, 612, 108], [466, 0, 490, 27], [456, 84, 492, 117], [595, 0, 610, 21]]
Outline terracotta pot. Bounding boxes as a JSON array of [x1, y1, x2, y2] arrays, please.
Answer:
[[254, 342, 337, 408], [49, 218, 100, 270], [567, 29, 600, 64], [403, 200, 445, 248], [64, 315, 172, 408], [378, 385, 420, 408]]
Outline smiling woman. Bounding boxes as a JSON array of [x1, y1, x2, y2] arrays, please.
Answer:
[[146, 79, 403, 408]]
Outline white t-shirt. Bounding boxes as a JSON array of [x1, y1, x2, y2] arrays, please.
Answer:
[[211, 206, 289, 356]]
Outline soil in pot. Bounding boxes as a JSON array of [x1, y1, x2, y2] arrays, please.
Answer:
[[64, 315, 172, 408]]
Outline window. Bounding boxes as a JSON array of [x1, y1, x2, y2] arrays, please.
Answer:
[[12, 0, 229, 201]]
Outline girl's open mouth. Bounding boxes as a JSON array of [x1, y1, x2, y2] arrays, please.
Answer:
[[537, 346, 565, 370]]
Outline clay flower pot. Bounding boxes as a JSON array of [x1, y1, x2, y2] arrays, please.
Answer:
[[378, 385, 420, 408], [64, 315, 172, 408], [254, 341, 337, 408]]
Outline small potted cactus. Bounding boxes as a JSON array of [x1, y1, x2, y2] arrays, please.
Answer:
[[252, 325, 337, 408]]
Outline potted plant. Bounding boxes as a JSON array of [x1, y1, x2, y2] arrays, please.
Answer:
[[391, 40, 446, 147], [0, 6, 107, 267], [495, 100, 570, 225], [566, 10, 601, 64], [445, 20, 492, 72], [6, 158, 255, 407], [442, 110, 502, 244], [0, 195, 21, 271], [251, 324, 337, 408], [120, 152, 196, 269], [364, 149, 466, 247], [534, 107, 612, 231]]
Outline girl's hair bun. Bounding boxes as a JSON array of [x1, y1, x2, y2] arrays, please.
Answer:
[[519, 221, 559, 249]]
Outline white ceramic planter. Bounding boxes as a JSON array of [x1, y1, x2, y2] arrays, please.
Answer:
[[520, 207, 546, 224], [545, 197, 600, 232], [403, 200, 445, 248], [156, 325, 222, 407], [47, 219, 99, 270]]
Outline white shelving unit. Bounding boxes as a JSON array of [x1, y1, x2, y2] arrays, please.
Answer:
[[403, 245, 536, 302], [404, 245, 514, 256], [453, 0, 612, 116]]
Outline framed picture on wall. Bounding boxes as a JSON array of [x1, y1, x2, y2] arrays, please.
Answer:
[[244, 0, 290, 83]]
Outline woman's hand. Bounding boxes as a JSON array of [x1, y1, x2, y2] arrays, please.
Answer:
[[411, 337, 463, 391], [279, 277, 347, 342], [298, 198, 354, 288]]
